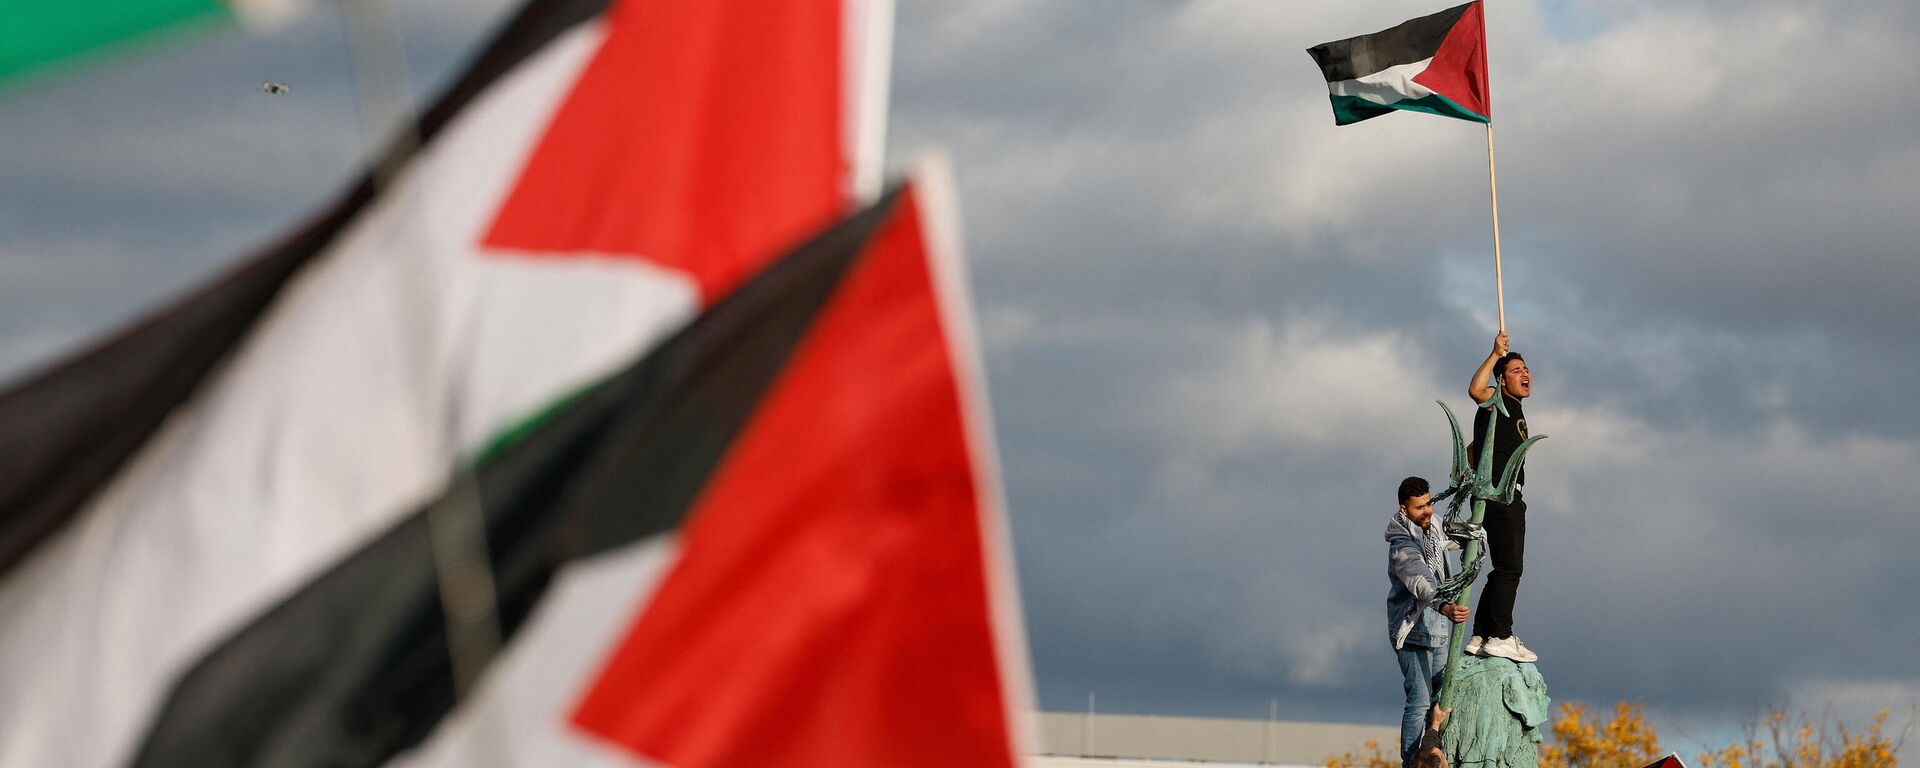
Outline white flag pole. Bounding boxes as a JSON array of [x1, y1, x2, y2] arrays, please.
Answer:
[[850, 0, 895, 204], [338, 0, 510, 731], [339, 0, 420, 190], [1486, 122, 1506, 333], [341, 0, 501, 689], [337, 1, 521, 754], [1481, 0, 1506, 332]]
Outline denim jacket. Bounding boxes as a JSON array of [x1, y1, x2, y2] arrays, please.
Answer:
[[1386, 512, 1453, 649]]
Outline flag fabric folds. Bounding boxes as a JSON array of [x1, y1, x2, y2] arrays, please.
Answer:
[[1307, 1, 1490, 126], [0, 0, 1030, 764], [124, 177, 1025, 768]]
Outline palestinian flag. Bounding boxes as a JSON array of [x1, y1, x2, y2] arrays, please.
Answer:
[[0, 0, 299, 83], [1641, 755, 1691, 768], [1306, 1, 1490, 126], [0, 0, 1031, 764]]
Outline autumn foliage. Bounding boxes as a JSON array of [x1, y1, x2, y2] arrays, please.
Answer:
[[1694, 707, 1905, 768], [1540, 701, 1666, 768], [1325, 738, 1395, 768], [1327, 701, 1909, 768]]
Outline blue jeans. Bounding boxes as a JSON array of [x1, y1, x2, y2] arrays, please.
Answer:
[[1397, 642, 1443, 767]]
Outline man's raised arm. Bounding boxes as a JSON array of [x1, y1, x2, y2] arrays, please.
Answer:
[[1468, 330, 1510, 404]]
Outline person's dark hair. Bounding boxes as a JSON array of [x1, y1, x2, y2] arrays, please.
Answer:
[[1494, 352, 1526, 379], [1397, 476, 1430, 505], [1412, 746, 1448, 768]]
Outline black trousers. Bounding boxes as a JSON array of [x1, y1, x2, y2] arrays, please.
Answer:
[[1472, 495, 1526, 640]]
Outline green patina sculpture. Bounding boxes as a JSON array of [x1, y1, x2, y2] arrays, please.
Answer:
[[1429, 395, 1549, 767], [1442, 656, 1552, 767]]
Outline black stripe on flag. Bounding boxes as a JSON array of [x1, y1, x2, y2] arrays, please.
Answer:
[[130, 189, 903, 768], [0, 218, 327, 579], [0, 0, 612, 580], [1307, 2, 1471, 83]]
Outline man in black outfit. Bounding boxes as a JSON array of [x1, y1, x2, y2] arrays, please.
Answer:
[[1465, 330, 1537, 663]]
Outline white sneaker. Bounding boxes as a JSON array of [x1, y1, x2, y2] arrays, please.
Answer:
[[1480, 636, 1538, 663], [1465, 635, 1485, 656], [1513, 636, 1539, 661]]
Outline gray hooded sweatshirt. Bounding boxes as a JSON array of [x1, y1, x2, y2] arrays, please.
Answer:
[[1386, 511, 1453, 649]]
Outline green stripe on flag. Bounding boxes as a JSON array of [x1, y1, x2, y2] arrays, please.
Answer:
[[1, 0, 226, 81], [1401, 92, 1490, 124], [469, 380, 604, 468], [1329, 93, 1490, 126], [1330, 95, 1395, 126]]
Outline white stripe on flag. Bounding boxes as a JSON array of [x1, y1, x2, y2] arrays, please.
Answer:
[[391, 537, 683, 768], [1328, 57, 1436, 106], [0, 22, 707, 768]]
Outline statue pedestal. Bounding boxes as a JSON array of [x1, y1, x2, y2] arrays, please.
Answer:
[[1443, 656, 1551, 768]]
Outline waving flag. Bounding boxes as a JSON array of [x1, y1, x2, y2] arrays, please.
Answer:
[[1307, 1, 1490, 126], [0, 0, 1039, 765], [0, 0, 299, 83], [120, 174, 1027, 768]]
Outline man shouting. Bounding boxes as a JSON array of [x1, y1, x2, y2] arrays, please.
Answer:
[[1465, 330, 1536, 663]]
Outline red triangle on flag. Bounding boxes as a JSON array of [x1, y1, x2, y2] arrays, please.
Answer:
[[482, 0, 849, 304], [568, 178, 1023, 768], [1411, 0, 1491, 120]]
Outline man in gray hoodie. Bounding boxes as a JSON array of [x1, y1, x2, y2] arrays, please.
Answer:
[[1387, 476, 1470, 767]]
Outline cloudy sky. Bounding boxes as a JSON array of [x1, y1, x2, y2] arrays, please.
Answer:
[[3, 0, 1917, 758]]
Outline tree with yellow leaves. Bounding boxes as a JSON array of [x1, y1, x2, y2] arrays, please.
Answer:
[[1540, 701, 1666, 768], [1325, 738, 1396, 768], [1696, 707, 1908, 768]]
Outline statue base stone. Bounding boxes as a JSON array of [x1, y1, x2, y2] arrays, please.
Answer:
[[1444, 656, 1551, 768]]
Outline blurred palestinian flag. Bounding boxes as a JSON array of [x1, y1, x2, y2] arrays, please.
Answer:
[[0, 0, 1031, 765], [0, 0, 300, 82]]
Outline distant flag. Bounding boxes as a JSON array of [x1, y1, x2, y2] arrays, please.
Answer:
[[1642, 755, 1692, 768], [1306, 1, 1490, 126], [0, 0, 1039, 765], [0, 0, 301, 83]]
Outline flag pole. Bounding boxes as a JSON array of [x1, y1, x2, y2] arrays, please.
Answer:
[[1486, 122, 1506, 332], [339, 0, 421, 190], [851, 0, 896, 204], [338, 0, 510, 744]]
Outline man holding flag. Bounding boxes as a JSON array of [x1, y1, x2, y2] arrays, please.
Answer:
[[1464, 331, 1536, 663], [1311, 2, 1552, 760]]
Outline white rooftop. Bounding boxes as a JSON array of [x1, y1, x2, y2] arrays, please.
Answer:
[[1029, 710, 1396, 766]]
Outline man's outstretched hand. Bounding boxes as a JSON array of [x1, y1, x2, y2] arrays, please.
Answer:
[[1492, 330, 1509, 358], [1430, 705, 1451, 730], [1441, 603, 1470, 623]]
